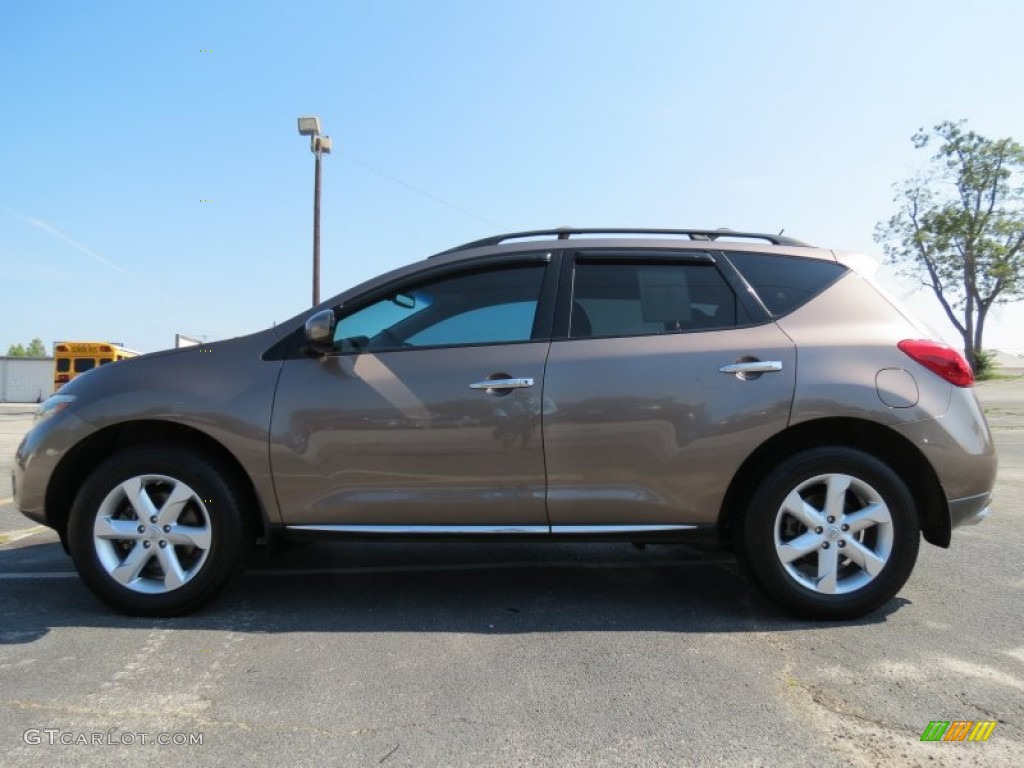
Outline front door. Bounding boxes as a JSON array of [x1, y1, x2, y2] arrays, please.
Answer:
[[269, 259, 554, 529]]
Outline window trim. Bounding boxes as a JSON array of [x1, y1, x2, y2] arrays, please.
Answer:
[[264, 251, 559, 361], [330, 256, 559, 356]]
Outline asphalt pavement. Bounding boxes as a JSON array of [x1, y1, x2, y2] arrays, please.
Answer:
[[0, 384, 1022, 767]]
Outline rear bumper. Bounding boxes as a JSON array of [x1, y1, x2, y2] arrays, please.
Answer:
[[893, 386, 996, 548], [949, 492, 991, 529]]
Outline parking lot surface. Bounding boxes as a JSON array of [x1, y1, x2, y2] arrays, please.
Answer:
[[1, 382, 1022, 767]]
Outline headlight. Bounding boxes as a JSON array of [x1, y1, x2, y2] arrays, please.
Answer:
[[34, 394, 76, 424]]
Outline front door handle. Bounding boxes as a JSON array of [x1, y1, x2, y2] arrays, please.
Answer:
[[718, 361, 783, 375], [469, 377, 534, 391]]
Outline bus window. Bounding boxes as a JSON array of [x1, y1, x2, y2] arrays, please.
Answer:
[[57, 358, 71, 372], [73, 358, 96, 373], [99, 358, 114, 365]]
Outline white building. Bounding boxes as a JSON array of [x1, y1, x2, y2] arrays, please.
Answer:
[[0, 357, 53, 402]]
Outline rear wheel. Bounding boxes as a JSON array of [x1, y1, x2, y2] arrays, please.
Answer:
[[738, 447, 920, 620], [68, 446, 250, 616]]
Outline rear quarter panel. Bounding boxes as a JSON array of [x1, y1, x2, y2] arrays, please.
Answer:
[[778, 272, 952, 427], [778, 271, 996, 507]]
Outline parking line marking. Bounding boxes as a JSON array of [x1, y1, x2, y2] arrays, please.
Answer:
[[0, 571, 77, 580], [0, 526, 49, 546]]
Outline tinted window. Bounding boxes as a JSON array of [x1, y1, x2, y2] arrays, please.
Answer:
[[407, 301, 538, 347], [73, 358, 96, 373], [56, 358, 70, 372], [334, 264, 546, 352], [570, 261, 738, 338], [726, 252, 847, 317]]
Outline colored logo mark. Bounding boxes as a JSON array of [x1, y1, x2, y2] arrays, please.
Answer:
[[920, 720, 997, 742]]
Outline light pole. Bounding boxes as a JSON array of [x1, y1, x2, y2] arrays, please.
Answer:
[[297, 116, 332, 306]]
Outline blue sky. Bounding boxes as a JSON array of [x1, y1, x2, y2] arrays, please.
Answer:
[[2, 0, 1023, 353]]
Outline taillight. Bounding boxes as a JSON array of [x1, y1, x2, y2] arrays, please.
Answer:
[[897, 339, 974, 387]]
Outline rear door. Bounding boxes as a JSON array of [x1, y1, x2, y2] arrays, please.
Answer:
[[542, 250, 797, 529]]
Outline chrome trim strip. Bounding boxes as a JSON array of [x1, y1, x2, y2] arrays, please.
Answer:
[[550, 524, 697, 534], [287, 524, 550, 535], [287, 524, 698, 535]]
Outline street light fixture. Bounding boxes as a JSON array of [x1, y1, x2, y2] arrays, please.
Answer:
[[297, 115, 331, 306]]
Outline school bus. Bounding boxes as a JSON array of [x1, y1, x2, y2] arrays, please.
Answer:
[[53, 341, 140, 391]]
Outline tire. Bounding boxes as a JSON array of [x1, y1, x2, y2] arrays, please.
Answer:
[[68, 445, 250, 616], [738, 447, 920, 620]]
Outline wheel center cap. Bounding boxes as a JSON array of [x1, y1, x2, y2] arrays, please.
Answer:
[[825, 526, 841, 541], [146, 526, 161, 540]]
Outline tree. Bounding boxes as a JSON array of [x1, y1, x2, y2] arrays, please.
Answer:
[[6, 338, 47, 357], [875, 120, 1024, 372]]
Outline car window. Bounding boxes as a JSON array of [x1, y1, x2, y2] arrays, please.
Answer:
[[726, 251, 847, 317], [406, 301, 538, 346], [334, 263, 546, 352], [570, 260, 738, 338]]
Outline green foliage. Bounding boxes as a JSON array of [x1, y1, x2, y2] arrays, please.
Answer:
[[875, 120, 1024, 372], [6, 338, 47, 357], [972, 349, 998, 380]]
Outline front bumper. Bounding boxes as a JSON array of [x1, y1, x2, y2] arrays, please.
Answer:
[[13, 409, 94, 529]]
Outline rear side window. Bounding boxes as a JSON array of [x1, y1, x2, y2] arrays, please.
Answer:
[[570, 260, 738, 338], [726, 252, 847, 317]]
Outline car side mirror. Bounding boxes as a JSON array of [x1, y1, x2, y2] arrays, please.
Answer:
[[304, 309, 336, 355]]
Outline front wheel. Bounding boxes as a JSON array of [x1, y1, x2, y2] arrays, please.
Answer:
[[68, 446, 250, 616], [738, 447, 920, 620]]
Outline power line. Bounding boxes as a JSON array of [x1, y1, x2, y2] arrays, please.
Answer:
[[341, 153, 508, 231]]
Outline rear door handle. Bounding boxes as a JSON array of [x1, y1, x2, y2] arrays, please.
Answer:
[[469, 377, 535, 391], [718, 361, 783, 374]]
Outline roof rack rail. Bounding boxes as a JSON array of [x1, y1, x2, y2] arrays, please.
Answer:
[[431, 227, 810, 257]]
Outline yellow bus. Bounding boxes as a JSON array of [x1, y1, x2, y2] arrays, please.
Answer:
[[53, 341, 140, 391]]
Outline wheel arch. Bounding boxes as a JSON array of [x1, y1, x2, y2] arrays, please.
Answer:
[[718, 417, 950, 548], [46, 420, 268, 549]]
